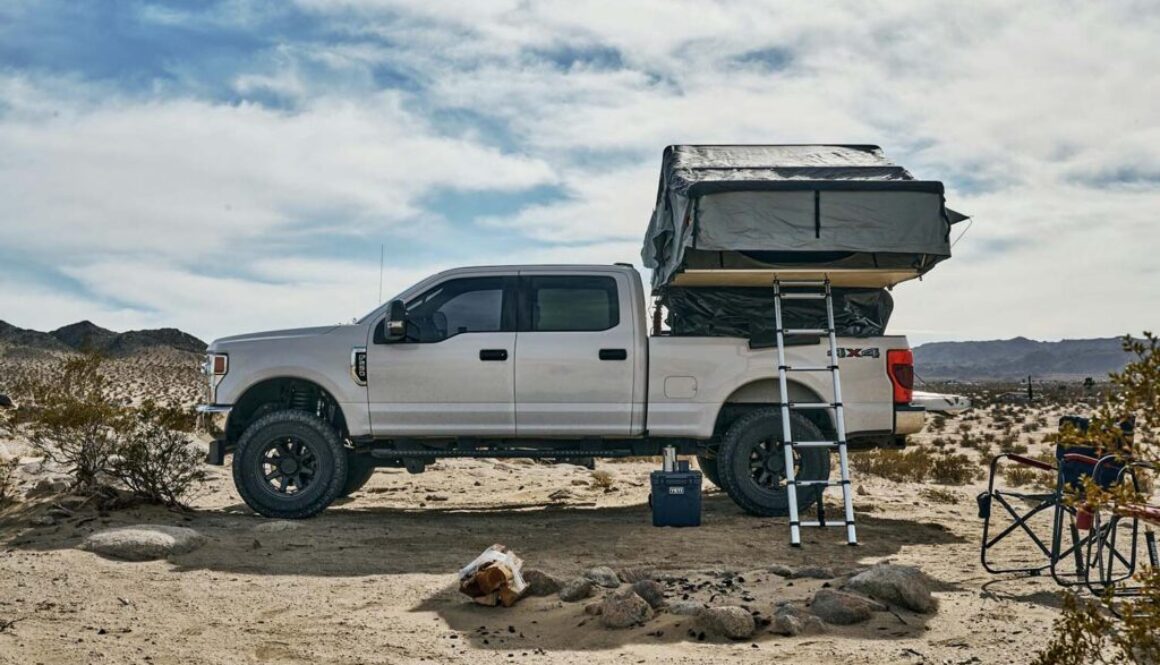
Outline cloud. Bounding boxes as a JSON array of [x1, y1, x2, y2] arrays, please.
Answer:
[[1, 0, 1158, 344]]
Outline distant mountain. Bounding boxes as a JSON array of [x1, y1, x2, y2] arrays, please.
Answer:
[[0, 320, 207, 359], [914, 337, 1132, 380]]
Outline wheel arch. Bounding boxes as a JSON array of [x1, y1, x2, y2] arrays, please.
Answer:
[[226, 376, 348, 444], [711, 378, 837, 443]]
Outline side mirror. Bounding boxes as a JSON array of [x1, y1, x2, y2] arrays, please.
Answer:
[[374, 299, 408, 344]]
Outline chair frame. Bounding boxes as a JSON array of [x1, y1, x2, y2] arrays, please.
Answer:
[[1085, 457, 1157, 598]]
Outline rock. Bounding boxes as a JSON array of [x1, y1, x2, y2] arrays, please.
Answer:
[[696, 606, 756, 640], [253, 520, 302, 533], [791, 565, 836, 580], [425, 493, 449, 502], [767, 564, 795, 577], [30, 515, 56, 527], [26, 477, 70, 498], [845, 564, 937, 614], [558, 577, 594, 602], [584, 602, 603, 616], [615, 566, 656, 583], [522, 569, 562, 597], [548, 489, 574, 501], [808, 589, 885, 625], [631, 580, 666, 609], [570, 479, 590, 486], [583, 566, 622, 588], [600, 589, 652, 628], [667, 600, 705, 616], [81, 525, 206, 561], [856, 484, 869, 496], [770, 604, 826, 636]]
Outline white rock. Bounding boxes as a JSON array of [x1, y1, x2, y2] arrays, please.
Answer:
[[253, 520, 303, 533], [81, 525, 206, 561]]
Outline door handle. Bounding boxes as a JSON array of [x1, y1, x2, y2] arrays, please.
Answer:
[[479, 349, 508, 361], [599, 348, 628, 361]]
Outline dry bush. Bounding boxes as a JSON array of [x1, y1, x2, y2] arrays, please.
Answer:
[[930, 414, 947, 432], [1003, 465, 1047, 488], [850, 448, 933, 483], [919, 487, 959, 504], [15, 354, 125, 491], [930, 454, 979, 485], [1035, 333, 1160, 664], [108, 401, 207, 507], [11, 354, 206, 506], [590, 469, 615, 489], [0, 457, 17, 505]]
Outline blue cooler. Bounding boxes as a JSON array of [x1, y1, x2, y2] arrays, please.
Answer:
[[649, 460, 702, 527]]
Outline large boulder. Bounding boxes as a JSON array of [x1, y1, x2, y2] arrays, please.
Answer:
[[600, 589, 653, 628], [695, 606, 756, 640], [808, 589, 885, 625], [81, 525, 206, 561], [845, 564, 937, 613]]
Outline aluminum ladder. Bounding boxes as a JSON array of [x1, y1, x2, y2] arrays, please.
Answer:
[[773, 278, 857, 547]]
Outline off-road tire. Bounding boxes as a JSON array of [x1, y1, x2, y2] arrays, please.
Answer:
[[340, 452, 377, 498], [233, 410, 348, 519], [716, 408, 831, 517]]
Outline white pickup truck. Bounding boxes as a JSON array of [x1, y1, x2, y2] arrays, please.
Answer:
[[198, 263, 928, 519]]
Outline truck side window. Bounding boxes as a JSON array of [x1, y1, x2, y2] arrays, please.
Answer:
[[406, 277, 505, 342], [527, 276, 619, 332]]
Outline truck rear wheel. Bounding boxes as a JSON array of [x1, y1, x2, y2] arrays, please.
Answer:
[[695, 448, 722, 488], [716, 408, 831, 517], [340, 452, 377, 498], [232, 410, 348, 519]]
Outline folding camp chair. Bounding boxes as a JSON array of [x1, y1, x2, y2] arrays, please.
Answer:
[[978, 444, 1135, 587], [1084, 457, 1158, 597]]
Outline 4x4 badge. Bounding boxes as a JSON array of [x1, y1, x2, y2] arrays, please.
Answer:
[[831, 347, 880, 359]]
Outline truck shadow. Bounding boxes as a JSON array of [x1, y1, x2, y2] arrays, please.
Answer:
[[3, 493, 964, 578]]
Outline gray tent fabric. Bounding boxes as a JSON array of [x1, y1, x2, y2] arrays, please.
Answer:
[[662, 287, 893, 342], [642, 145, 967, 290]]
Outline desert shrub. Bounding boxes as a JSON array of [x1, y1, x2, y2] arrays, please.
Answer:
[[590, 469, 615, 489], [930, 414, 947, 431], [15, 354, 125, 491], [919, 487, 958, 504], [1035, 333, 1160, 664], [0, 456, 17, 505], [930, 453, 978, 485], [957, 422, 971, 434], [850, 448, 933, 483], [1003, 465, 1045, 488], [11, 354, 206, 506], [930, 436, 948, 449], [108, 401, 207, 507]]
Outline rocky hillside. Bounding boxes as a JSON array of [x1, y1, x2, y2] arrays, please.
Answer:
[[0, 320, 207, 359], [914, 336, 1132, 380]]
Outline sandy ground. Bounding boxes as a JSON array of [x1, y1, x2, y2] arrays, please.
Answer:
[[0, 367, 1150, 664]]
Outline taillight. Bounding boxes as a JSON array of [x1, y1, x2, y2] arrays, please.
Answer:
[[887, 349, 914, 404]]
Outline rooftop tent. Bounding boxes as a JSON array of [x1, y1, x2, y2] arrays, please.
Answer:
[[642, 145, 968, 291]]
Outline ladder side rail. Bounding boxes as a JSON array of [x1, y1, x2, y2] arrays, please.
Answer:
[[824, 280, 858, 545], [773, 280, 803, 547]]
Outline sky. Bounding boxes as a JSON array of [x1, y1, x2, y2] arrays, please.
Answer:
[[0, 0, 1157, 345]]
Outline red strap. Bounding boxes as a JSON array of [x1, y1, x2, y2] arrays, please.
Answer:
[[1062, 453, 1100, 466], [1115, 504, 1160, 527], [1008, 454, 1055, 472]]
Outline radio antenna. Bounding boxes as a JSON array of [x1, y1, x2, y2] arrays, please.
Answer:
[[378, 243, 384, 304]]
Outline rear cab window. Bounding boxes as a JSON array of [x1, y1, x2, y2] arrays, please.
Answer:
[[523, 275, 620, 332]]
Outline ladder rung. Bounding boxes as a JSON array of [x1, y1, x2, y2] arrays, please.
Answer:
[[797, 521, 852, 528], [781, 365, 837, 372], [782, 328, 830, 335], [776, 280, 828, 287], [791, 441, 842, 449], [778, 292, 827, 300], [788, 402, 838, 409], [791, 479, 848, 487]]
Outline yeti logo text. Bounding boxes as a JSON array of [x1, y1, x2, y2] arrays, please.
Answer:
[[834, 348, 880, 359]]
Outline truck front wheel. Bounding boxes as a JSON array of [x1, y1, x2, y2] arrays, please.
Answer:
[[716, 408, 831, 517], [232, 410, 349, 519]]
